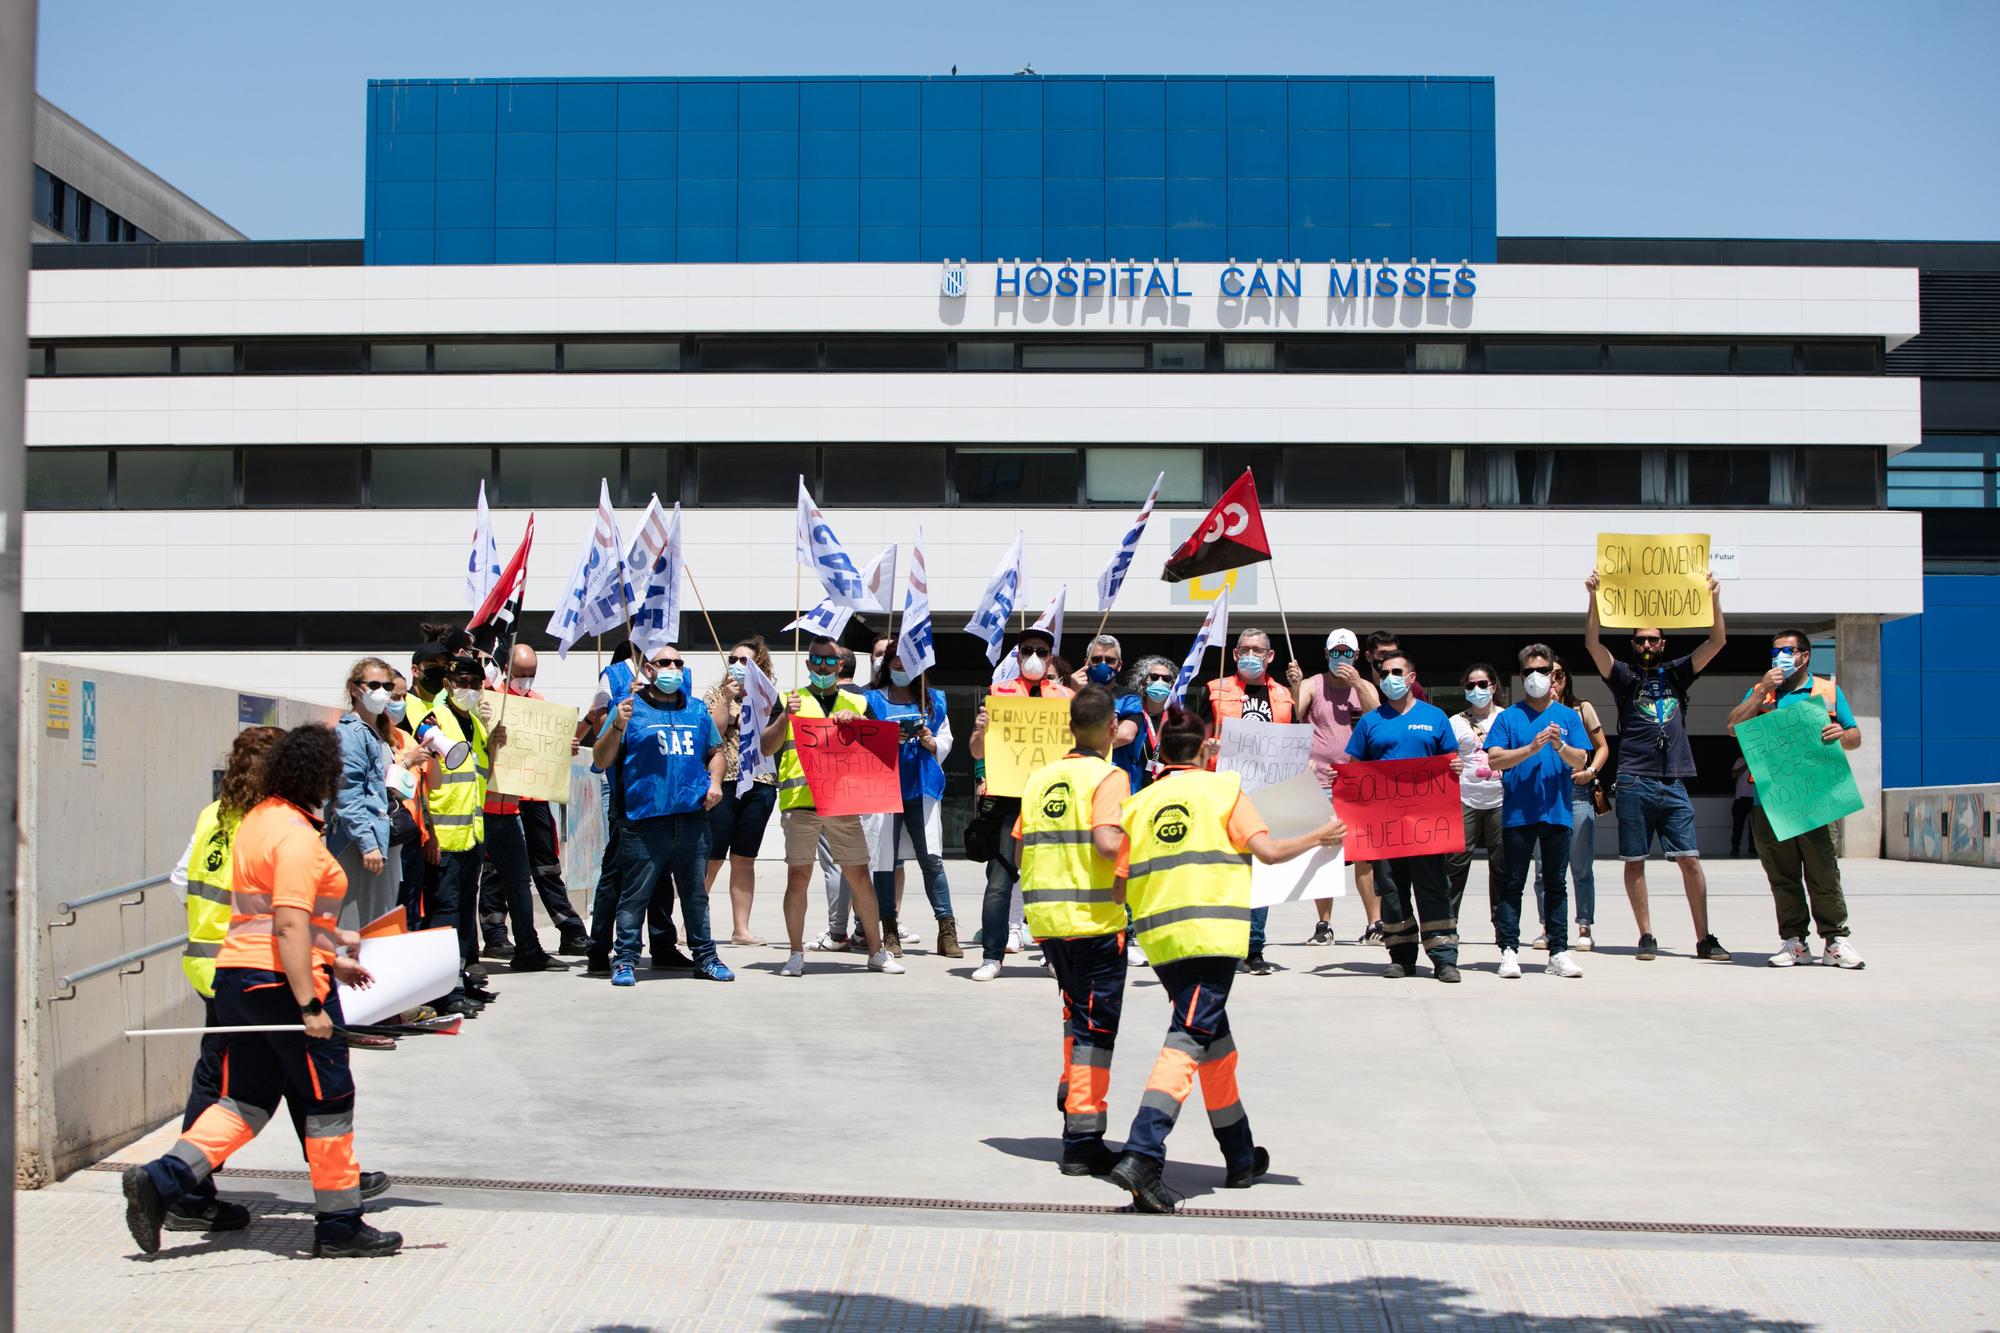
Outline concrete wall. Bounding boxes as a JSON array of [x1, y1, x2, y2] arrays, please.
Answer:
[[14, 657, 330, 1186], [1883, 783, 2000, 867], [32, 96, 244, 243]]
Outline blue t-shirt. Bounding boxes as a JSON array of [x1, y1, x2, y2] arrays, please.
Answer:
[[864, 687, 949, 802], [1345, 700, 1456, 763], [1486, 700, 1590, 828], [1110, 693, 1154, 791], [605, 691, 722, 821], [1739, 679, 1855, 806]]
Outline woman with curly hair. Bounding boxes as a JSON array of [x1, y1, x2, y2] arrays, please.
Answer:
[[124, 724, 404, 1259]]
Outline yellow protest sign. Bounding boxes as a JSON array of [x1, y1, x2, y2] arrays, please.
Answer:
[[1594, 532, 1713, 628], [478, 691, 579, 803], [983, 695, 1076, 798]]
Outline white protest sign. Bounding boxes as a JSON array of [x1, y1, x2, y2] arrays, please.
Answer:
[[1241, 770, 1332, 837], [1251, 844, 1346, 908], [339, 927, 460, 1026], [1215, 719, 1314, 793]]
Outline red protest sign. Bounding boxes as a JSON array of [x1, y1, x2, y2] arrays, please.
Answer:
[[792, 716, 902, 816], [1330, 755, 1465, 863]]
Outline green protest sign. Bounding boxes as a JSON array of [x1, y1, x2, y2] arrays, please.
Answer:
[[1735, 699, 1864, 842]]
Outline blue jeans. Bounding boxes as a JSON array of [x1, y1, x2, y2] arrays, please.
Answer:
[[1615, 775, 1699, 861], [1498, 822, 1571, 954], [1249, 906, 1268, 956], [872, 797, 954, 922], [611, 812, 714, 968], [1534, 796, 1599, 928]]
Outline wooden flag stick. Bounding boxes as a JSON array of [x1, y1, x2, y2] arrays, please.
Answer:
[[1265, 561, 1299, 667], [682, 564, 732, 671], [793, 564, 803, 689]]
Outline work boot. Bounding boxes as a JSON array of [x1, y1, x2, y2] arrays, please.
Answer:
[[937, 917, 964, 958], [1223, 1146, 1271, 1190], [651, 944, 697, 971], [482, 937, 514, 960], [121, 1165, 166, 1254], [556, 931, 592, 956], [883, 918, 904, 959], [311, 1220, 405, 1258], [163, 1194, 250, 1233], [1059, 1140, 1121, 1178], [584, 949, 612, 977], [361, 1171, 392, 1200], [1104, 1152, 1179, 1214], [507, 951, 565, 972]]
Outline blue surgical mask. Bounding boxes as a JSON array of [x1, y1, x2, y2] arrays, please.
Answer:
[[654, 668, 684, 695], [1086, 662, 1117, 685], [1463, 685, 1492, 709], [1237, 655, 1266, 680], [727, 662, 747, 683], [890, 667, 914, 687], [1381, 675, 1411, 701], [1144, 680, 1173, 704], [809, 670, 838, 691], [1773, 650, 1798, 676], [386, 697, 407, 722]]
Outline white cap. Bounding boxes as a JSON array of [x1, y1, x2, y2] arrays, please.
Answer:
[[1326, 628, 1359, 653]]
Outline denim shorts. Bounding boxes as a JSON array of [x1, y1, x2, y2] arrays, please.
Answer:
[[1614, 775, 1700, 861]]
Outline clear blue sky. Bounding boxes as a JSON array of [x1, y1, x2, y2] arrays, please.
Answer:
[[34, 0, 2000, 243]]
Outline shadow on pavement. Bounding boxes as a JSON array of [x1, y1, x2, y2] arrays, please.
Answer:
[[979, 1137, 1303, 1202]]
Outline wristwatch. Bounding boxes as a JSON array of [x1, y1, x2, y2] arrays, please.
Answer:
[[299, 997, 325, 1018]]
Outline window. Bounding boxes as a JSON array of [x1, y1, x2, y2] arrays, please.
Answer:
[[1086, 448, 1203, 503], [1223, 342, 1275, 371], [1802, 342, 1876, 375], [823, 341, 947, 371], [1020, 344, 1145, 370], [1215, 445, 1280, 503], [1282, 446, 1402, 505], [433, 342, 558, 372], [52, 344, 170, 376], [26, 450, 108, 509], [115, 450, 232, 508], [27, 346, 47, 377], [500, 445, 622, 507], [177, 345, 236, 374], [370, 448, 496, 507], [1484, 342, 1600, 372], [956, 342, 1014, 370], [822, 447, 947, 504], [242, 342, 368, 375], [626, 446, 684, 506], [696, 445, 817, 504], [1547, 449, 1640, 505], [1607, 343, 1731, 374], [1412, 342, 1467, 372], [1151, 342, 1204, 371], [698, 340, 816, 371], [954, 448, 1080, 504], [242, 447, 363, 506], [1803, 448, 1881, 507], [1734, 344, 1794, 374], [1410, 447, 1467, 506], [562, 341, 682, 372], [1889, 436, 1999, 509], [1680, 449, 1792, 507], [1284, 339, 1403, 371], [370, 343, 428, 372]]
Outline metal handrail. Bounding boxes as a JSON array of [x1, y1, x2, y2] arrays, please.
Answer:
[[56, 934, 188, 992], [56, 873, 170, 916]]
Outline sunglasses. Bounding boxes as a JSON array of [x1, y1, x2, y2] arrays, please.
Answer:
[[650, 659, 683, 670], [1144, 673, 1175, 684], [730, 655, 754, 665], [1463, 679, 1493, 689], [1088, 655, 1118, 666], [1381, 666, 1409, 678], [1631, 635, 1665, 645], [1552, 670, 1568, 679], [807, 656, 839, 668]]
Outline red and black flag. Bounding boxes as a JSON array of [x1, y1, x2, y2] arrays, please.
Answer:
[[1161, 469, 1271, 583], [469, 515, 534, 659]]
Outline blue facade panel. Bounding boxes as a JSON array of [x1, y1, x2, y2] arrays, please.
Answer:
[[366, 75, 1497, 265], [1881, 575, 2000, 789]]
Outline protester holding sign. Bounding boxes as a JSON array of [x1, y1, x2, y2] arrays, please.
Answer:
[[866, 648, 961, 959], [498, 646, 592, 958], [1584, 570, 1732, 964], [1343, 651, 1465, 982], [703, 638, 780, 947], [1287, 628, 1382, 947], [475, 648, 570, 975], [1485, 645, 1593, 981], [1446, 662, 1505, 932], [590, 646, 732, 988], [761, 636, 902, 977], [1726, 631, 1866, 970]]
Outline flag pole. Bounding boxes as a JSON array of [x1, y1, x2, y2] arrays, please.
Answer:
[[1266, 561, 1298, 667], [683, 564, 732, 671], [792, 563, 802, 689]]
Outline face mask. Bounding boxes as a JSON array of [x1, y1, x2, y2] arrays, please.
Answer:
[[419, 669, 446, 694], [359, 686, 390, 716], [654, 668, 684, 694], [1144, 681, 1173, 704], [809, 670, 838, 691], [871, 656, 885, 677], [1020, 652, 1048, 681], [1086, 662, 1117, 685], [451, 687, 481, 712], [1523, 671, 1551, 699], [727, 663, 747, 683], [890, 667, 914, 687], [1773, 650, 1798, 677], [510, 676, 535, 693], [1380, 675, 1411, 702], [386, 696, 407, 722], [1237, 655, 1266, 680], [388, 764, 418, 801], [1463, 685, 1492, 709]]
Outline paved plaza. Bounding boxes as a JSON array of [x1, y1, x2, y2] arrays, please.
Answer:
[[20, 858, 2000, 1329]]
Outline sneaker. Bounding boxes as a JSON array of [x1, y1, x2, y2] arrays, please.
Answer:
[[937, 918, 964, 959], [1223, 1146, 1271, 1190], [1575, 925, 1594, 952], [867, 949, 905, 975], [611, 962, 636, 987], [361, 1170, 392, 1200], [1635, 933, 1659, 961], [1822, 938, 1866, 970], [1768, 937, 1810, 968], [883, 928, 904, 959], [970, 959, 1002, 982], [311, 1221, 404, 1259], [779, 952, 806, 978], [1308, 921, 1335, 946], [1359, 921, 1386, 946], [164, 1194, 250, 1233], [1546, 951, 1583, 979], [1434, 964, 1463, 984], [583, 951, 612, 977], [697, 958, 736, 982], [1530, 934, 1549, 951], [1497, 949, 1522, 980], [899, 925, 922, 945], [1005, 927, 1025, 955], [1381, 962, 1409, 979], [400, 1006, 438, 1024], [809, 931, 850, 952], [1105, 1152, 1180, 1214], [1241, 954, 1275, 976], [1058, 1140, 1121, 1178], [1696, 935, 1732, 962], [121, 1165, 166, 1254], [1128, 941, 1150, 968], [651, 945, 697, 971], [556, 932, 592, 956]]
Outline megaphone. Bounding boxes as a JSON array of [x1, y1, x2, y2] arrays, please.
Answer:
[[414, 719, 470, 771]]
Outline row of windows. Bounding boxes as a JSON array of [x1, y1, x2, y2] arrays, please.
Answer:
[[1888, 434, 2000, 510], [26, 336, 1882, 377], [27, 443, 1886, 512], [31, 165, 155, 245]]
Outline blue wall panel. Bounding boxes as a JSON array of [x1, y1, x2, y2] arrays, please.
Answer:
[[366, 75, 1498, 265], [1880, 575, 2000, 789]]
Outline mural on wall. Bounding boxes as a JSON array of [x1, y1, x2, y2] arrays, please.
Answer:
[[1893, 789, 1996, 867]]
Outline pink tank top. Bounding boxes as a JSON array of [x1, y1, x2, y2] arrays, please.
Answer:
[[1304, 674, 1365, 787]]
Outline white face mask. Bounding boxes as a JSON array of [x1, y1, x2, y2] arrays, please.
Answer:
[[1523, 671, 1552, 699], [451, 686, 482, 712], [358, 685, 390, 716], [1019, 651, 1048, 681], [510, 676, 535, 693]]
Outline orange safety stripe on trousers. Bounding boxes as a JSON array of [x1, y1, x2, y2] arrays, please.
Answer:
[[303, 1132, 360, 1193], [305, 1052, 324, 1101], [181, 1102, 256, 1168], [1197, 1045, 1242, 1111], [1064, 1065, 1112, 1116], [1184, 984, 1202, 1025], [1143, 1046, 1199, 1103], [219, 1049, 230, 1100]]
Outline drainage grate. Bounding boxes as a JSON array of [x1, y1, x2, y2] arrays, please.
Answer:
[[83, 1163, 2000, 1243]]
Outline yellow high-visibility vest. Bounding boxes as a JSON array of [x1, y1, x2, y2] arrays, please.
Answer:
[[1020, 754, 1124, 940], [1120, 768, 1253, 965], [406, 694, 489, 850], [182, 800, 235, 998], [774, 688, 868, 812]]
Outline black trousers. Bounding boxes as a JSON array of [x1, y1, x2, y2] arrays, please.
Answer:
[[520, 799, 586, 934], [1373, 854, 1459, 967]]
